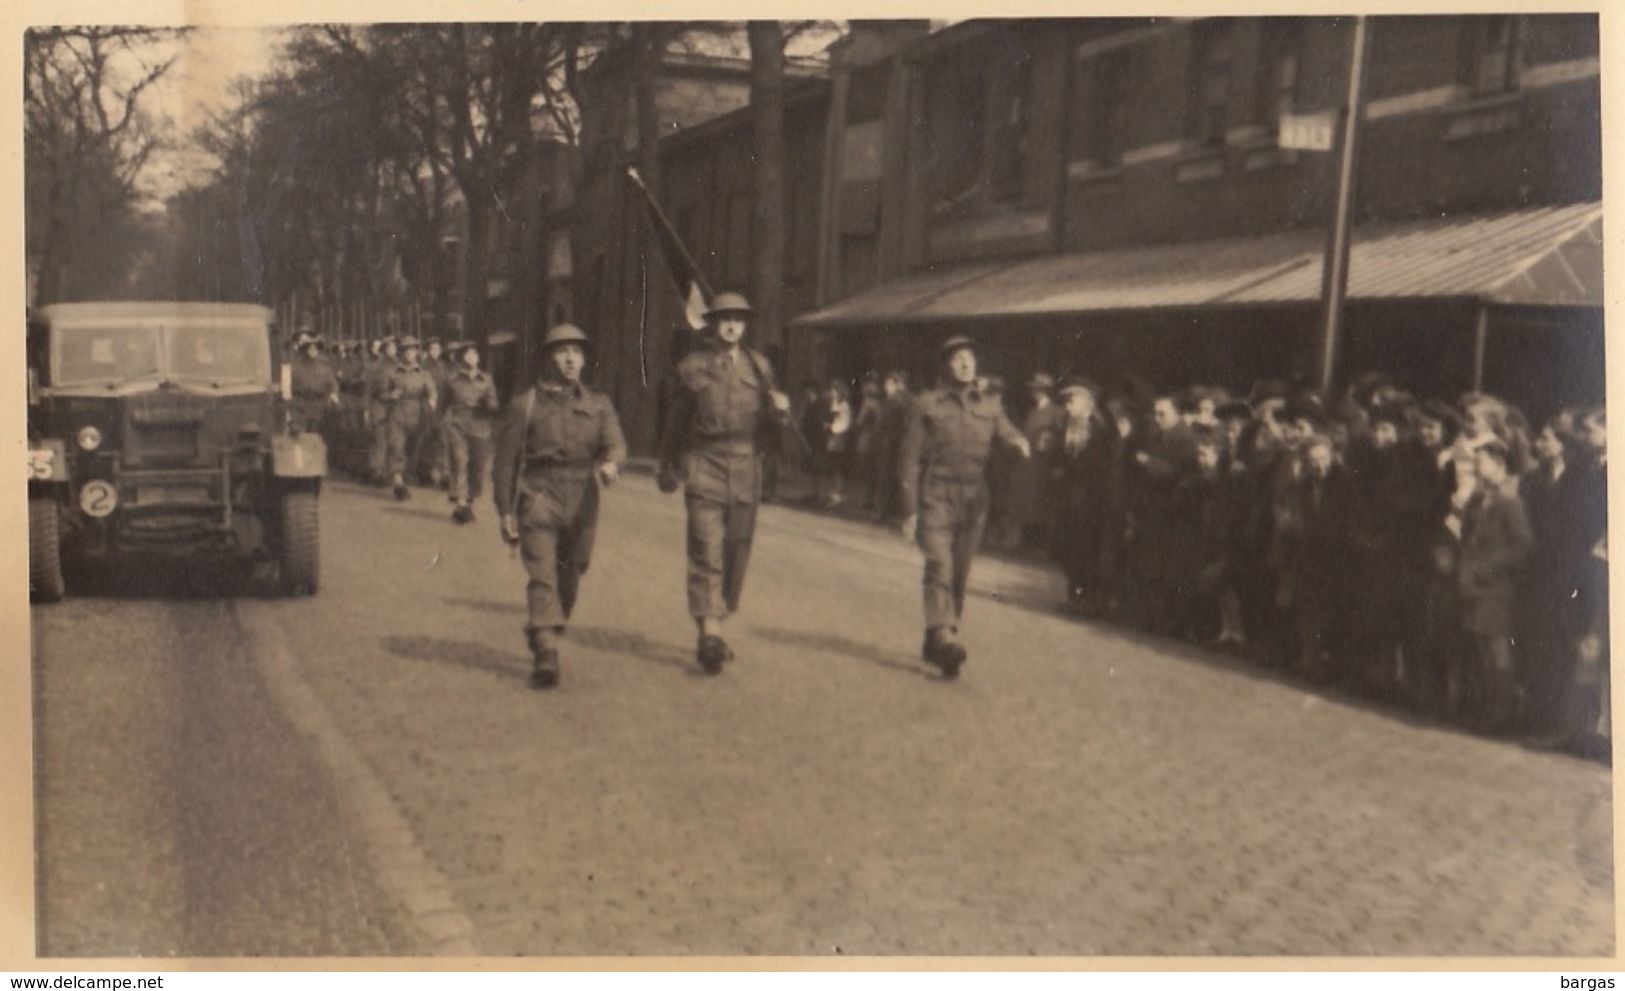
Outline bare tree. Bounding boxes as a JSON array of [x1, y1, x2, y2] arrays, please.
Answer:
[[25, 26, 187, 302]]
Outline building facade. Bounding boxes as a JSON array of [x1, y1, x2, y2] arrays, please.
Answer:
[[792, 15, 1602, 422]]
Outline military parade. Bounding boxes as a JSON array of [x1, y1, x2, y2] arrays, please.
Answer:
[[22, 16, 1614, 964]]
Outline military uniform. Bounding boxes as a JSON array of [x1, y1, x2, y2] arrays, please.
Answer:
[[897, 341, 1027, 673], [288, 347, 339, 438], [492, 370, 626, 654], [364, 349, 395, 482], [442, 361, 500, 510], [385, 352, 438, 489], [419, 349, 453, 485], [658, 340, 781, 624]]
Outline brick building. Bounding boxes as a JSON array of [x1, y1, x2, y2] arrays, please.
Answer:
[[792, 16, 1602, 422]]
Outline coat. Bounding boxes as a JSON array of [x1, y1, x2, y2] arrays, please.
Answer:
[[1456, 479, 1535, 637]]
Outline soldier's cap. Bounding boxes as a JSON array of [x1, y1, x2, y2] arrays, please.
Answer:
[[1416, 398, 1462, 428], [1215, 399, 1254, 422], [294, 331, 320, 348], [1029, 371, 1057, 393], [1056, 376, 1099, 401], [939, 334, 977, 357], [1248, 378, 1291, 406], [448, 339, 475, 354], [1285, 398, 1329, 427], [399, 336, 421, 350], [1370, 404, 1410, 428], [541, 323, 592, 350], [706, 291, 753, 319], [425, 336, 442, 345]]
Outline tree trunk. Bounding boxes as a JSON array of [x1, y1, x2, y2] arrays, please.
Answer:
[[747, 21, 787, 353], [462, 196, 490, 349]]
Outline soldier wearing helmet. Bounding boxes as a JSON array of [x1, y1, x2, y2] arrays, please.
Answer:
[[364, 336, 399, 485], [896, 335, 1031, 677], [440, 341, 499, 523], [289, 331, 340, 440], [655, 290, 792, 675], [384, 336, 438, 500], [493, 323, 627, 690]]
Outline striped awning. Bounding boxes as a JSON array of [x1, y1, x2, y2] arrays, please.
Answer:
[[792, 201, 1601, 329]]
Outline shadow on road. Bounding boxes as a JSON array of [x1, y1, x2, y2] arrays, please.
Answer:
[[57, 557, 263, 601], [381, 634, 528, 684], [442, 596, 523, 616], [569, 625, 705, 677], [748, 625, 945, 682]]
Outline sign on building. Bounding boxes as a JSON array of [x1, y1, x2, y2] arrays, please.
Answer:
[[1279, 110, 1337, 152]]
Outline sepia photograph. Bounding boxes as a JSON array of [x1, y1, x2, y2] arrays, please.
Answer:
[[15, 8, 1616, 963]]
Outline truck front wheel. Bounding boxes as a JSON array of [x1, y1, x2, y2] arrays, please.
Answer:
[[29, 496, 66, 602], [277, 489, 320, 596]]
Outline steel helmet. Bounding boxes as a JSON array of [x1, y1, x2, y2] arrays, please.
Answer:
[[939, 334, 977, 357], [541, 323, 591, 350], [706, 292, 754, 320]]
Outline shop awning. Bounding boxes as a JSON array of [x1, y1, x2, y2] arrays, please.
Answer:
[[792, 201, 1602, 329]]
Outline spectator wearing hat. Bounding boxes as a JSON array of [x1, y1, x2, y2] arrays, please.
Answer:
[[897, 335, 1031, 677], [440, 341, 501, 524], [655, 291, 792, 675], [1123, 392, 1196, 633], [384, 337, 438, 500], [493, 323, 627, 690], [870, 370, 913, 523], [1044, 377, 1119, 615], [812, 378, 853, 509], [1272, 429, 1360, 682], [1519, 414, 1587, 738], [1455, 438, 1535, 733], [1001, 371, 1065, 551]]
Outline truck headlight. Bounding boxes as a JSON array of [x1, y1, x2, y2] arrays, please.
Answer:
[[77, 426, 102, 451]]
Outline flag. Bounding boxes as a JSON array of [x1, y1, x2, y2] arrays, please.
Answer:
[[627, 167, 712, 331]]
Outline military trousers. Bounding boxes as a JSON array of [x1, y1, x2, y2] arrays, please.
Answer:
[[518, 468, 600, 632], [368, 402, 391, 477], [444, 421, 490, 505], [685, 493, 758, 620], [917, 478, 989, 630], [386, 401, 427, 477]]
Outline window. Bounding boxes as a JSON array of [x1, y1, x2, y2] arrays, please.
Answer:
[[985, 46, 1033, 200], [1256, 18, 1303, 130], [847, 62, 888, 125], [1074, 47, 1131, 168], [1460, 15, 1522, 95], [923, 32, 1034, 213], [1188, 20, 1238, 146]]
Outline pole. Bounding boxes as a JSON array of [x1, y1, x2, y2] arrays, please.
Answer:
[[1317, 15, 1370, 396], [1471, 305, 1489, 393]]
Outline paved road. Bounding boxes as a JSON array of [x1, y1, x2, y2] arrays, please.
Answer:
[[32, 475, 1615, 957]]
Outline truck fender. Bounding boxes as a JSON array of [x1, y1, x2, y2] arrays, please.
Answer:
[[269, 432, 328, 478]]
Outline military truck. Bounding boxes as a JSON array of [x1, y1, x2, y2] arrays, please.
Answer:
[[26, 302, 326, 600]]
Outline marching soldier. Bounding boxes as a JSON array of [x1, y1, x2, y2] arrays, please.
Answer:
[[655, 291, 792, 675], [441, 340, 500, 524], [385, 336, 438, 501], [420, 336, 453, 488], [364, 337, 397, 486], [288, 330, 340, 440], [492, 324, 627, 690], [897, 335, 1031, 677]]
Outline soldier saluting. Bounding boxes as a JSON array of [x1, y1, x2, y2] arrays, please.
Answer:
[[493, 324, 627, 690], [897, 335, 1030, 677], [656, 292, 792, 675]]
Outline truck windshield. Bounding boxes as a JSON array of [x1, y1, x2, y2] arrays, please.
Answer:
[[51, 322, 270, 386], [167, 323, 271, 384], [53, 325, 163, 385]]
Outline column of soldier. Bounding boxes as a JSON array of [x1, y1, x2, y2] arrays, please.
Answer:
[[288, 317, 1611, 757], [810, 363, 1610, 755]]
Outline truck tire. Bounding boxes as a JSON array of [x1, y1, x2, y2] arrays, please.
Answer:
[[277, 490, 320, 596], [29, 496, 66, 603]]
